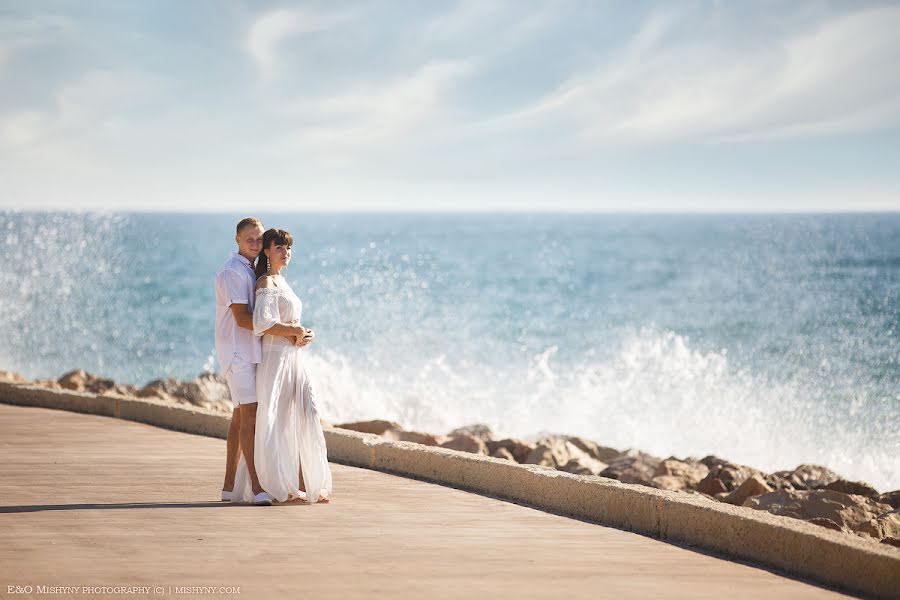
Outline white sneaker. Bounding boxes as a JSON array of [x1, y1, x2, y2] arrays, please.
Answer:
[[221, 490, 233, 502], [252, 491, 273, 506]]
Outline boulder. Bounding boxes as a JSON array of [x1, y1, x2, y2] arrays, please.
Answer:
[[524, 436, 589, 469], [808, 517, 844, 532], [771, 464, 841, 490], [855, 508, 900, 540], [745, 489, 897, 540], [448, 423, 495, 442], [0, 370, 28, 383], [880, 490, 900, 510], [180, 373, 231, 407], [33, 379, 62, 390], [134, 374, 231, 411], [720, 474, 773, 506], [653, 458, 709, 491], [100, 384, 138, 398], [560, 456, 608, 476], [440, 434, 488, 455], [697, 461, 762, 495], [58, 369, 116, 394], [136, 377, 181, 399], [58, 369, 90, 391], [564, 436, 620, 462], [382, 429, 448, 447], [652, 475, 691, 491], [486, 438, 535, 463], [699, 455, 729, 469], [823, 479, 880, 500], [599, 449, 662, 486], [335, 419, 403, 435], [491, 447, 516, 462]]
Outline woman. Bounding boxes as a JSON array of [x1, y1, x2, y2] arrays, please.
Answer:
[[231, 227, 333, 504]]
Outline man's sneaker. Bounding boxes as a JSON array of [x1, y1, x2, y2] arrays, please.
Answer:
[[221, 490, 233, 502], [252, 491, 273, 506]]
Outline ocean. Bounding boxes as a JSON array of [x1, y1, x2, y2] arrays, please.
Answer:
[[1, 211, 897, 490]]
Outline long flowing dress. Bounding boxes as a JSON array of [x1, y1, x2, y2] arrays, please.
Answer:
[[231, 279, 333, 503]]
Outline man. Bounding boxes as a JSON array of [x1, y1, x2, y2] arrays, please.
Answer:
[[215, 217, 272, 505]]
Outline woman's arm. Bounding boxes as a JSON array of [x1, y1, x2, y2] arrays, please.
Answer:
[[259, 321, 306, 337], [254, 276, 307, 338]]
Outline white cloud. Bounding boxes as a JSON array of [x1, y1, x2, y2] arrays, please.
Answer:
[[485, 5, 900, 145], [246, 7, 358, 81], [0, 13, 75, 75], [274, 58, 478, 162]]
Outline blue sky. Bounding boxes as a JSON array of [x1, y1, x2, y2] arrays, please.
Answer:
[[1, 0, 899, 212]]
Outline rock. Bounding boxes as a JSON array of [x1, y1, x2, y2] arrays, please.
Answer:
[[881, 537, 900, 548], [335, 420, 403, 435], [880, 490, 900, 510], [808, 517, 844, 532], [486, 438, 535, 463], [440, 434, 488, 455], [58, 369, 90, 391], [823, 479, 880, 500], [855, 508, 900, 540], [745, 489, 897, 540], [523, 436, 589, 469], [137, 377, 181, 399], [491, 447, 516, 461], [762, 473, 797, 491], [560, 456, 608, 476], [33, 379, 62, 390], [181, 373, 231, 407], [652, 475, 691, 491], [134, 374, 231, 410], [58, 369, 116, 394], [382, 429, 447, 446], [448, 423, 495, 442], [0, 370, 28, 383], [700, 455, 729, 469], [697, 476, 728, 495], [599, 449, 662, 486], [564, 436, 620, 462], [721, 475, 773, 506], [653, 458, 709, 491], [100, 384, 138, 397], [697, 462, 761, 495], [772, 464, 841, 490]]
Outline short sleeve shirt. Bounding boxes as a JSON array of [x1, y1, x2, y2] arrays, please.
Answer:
[[214, 252, 263, 370]]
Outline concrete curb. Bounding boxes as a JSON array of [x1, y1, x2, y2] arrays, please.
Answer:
[[1, 381, 897, 599]]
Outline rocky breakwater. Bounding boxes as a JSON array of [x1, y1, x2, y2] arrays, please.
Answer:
[[1, 368, 235, 415], [335, 419, 900, 549]]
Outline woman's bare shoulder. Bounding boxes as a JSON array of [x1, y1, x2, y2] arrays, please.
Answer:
[[255, 275, 276, 290]]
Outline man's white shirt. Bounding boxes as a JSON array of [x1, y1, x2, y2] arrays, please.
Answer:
[[214, 252, 262, 372]]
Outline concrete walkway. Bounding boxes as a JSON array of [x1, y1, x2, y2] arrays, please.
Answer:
[[0, 404, 853, 599]]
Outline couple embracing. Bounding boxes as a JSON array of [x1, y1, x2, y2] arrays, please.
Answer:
[[214, 217, 332, 506]]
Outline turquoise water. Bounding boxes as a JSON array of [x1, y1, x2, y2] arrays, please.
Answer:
[[1, 211, 898, 490]]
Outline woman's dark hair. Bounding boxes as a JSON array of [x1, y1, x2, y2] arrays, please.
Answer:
[[255, 228, 294, 279]]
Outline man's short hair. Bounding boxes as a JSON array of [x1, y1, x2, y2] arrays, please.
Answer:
[[236, 217, 263, 235]]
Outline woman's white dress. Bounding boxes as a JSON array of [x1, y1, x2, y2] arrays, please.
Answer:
[[232, 279, 333, 503]]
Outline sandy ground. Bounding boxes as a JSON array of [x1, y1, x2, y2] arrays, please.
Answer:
[[0, 403, 854, 599]]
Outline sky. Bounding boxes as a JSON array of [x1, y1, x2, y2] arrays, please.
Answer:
[[1, 0, 899, 213]]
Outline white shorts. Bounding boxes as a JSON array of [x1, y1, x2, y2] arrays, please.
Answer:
[[224, 357, 258, 409]]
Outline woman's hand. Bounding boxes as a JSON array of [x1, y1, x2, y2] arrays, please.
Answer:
[[294, 329, 315, 347]]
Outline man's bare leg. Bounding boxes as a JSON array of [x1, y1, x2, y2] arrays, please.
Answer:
[[239, 402, 265, 495], [222, 407, 241, 493]]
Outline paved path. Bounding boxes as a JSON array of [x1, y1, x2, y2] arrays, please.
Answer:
[[0, 404, 852, 599]]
